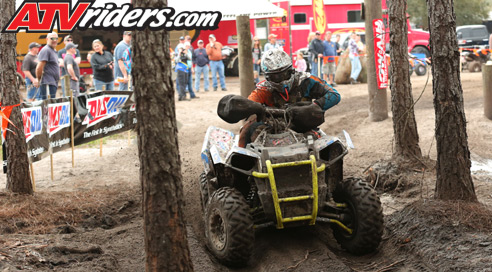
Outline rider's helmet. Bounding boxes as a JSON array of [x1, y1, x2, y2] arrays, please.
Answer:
[[261, 49, 296, 94]]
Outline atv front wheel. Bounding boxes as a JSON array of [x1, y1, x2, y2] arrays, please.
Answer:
[[332, 178, 383, 255], [205, 187, 254, 266]]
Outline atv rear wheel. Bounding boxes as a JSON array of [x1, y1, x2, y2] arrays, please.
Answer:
[[415, 63, 427, 76], [205, 187, 254, 266], [331, 178, 383, 255], [199, 172, 209, 211]]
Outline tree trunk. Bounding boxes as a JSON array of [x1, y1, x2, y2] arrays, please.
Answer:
[[364, 0, 388, 122], [237, 15, 255, 98], [389, 0, 423, 162], [0, 0, 33, 194], [133, 0, 194, 270], [426, 0, 477, 201]]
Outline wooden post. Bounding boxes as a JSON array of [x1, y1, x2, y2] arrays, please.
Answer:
[[30, 163, 36, 192], [483, 63, 492, 120], [236, 15, 255, 98], [70, 88, 75, 167], [364, 0, 388, 121]]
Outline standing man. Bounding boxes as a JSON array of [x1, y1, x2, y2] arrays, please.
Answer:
[[175, 36, 185, 55], [114, 31, 132, 91], [348, 32, 361, 84], [35, 32, 60, 99], [264, 34, 282, 52], [309, 31, 324, 78], [58, 35, 80, 97], [63, 42, 81, 97], [22, 42, 41, 101], [206, 34, 227, 91], [193, 40, 210, 92], [322, 31, 337, 86]]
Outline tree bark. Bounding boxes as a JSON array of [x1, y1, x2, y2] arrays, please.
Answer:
[[133, 0, 194, 270], [426, 0, 477, 201], [389, 0, 423, 162], [0, 0, 33, 194], [237, 15, 255, 98], [364, 0, 388, 122]]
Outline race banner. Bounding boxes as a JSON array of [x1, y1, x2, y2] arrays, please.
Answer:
[[22, 101, 49, 163], [73, 91, 136, 146], [3, 91, 136, 172], [373, 19, 389, 89]]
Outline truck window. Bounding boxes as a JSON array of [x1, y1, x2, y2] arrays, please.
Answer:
[[294, 13, 306, 24], [348, 10, 363, 23], [458, 28, 471, 39], [472, 28, 487, 38]]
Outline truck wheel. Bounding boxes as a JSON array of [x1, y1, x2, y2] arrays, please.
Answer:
[[415, 64, 427, 76], [205, 187, 254, 266], [469, 61, 481, 73], [331, 178, 383, 255], [411, 46, 430, 58], [231, 57, 239, 76], [199, 172, 210, 212]]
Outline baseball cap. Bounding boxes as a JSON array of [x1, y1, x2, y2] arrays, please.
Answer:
[[179, 36, 185, 40], [198, 40, 204, 44], [209, 34, 215, 39], [29, 42, 41, 49], [63, 35, 72, 41], [268, 34, 277, 39], [65, 42, 78, 50], [123, 31, 132, 35], [315, 31, 321, 35]]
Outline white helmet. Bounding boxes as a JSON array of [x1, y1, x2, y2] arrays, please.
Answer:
[[261, 49, 295, 93]]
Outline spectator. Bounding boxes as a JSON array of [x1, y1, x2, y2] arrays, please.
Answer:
[[295, 51, 307, 73], [335, 34, 343, 56], [193, 40, 210, 92], [58, 35, 80, 97], [184, 42, 197, 97], [348, 32, 361, 84], [35, 32, 60, 99], [175, 44, 198, 100], [252, 37, 262, 84], [91, 39, 114, 91], [309, 30, 324, 77], [264, 34, 282, 52], [63, 42, 81, 97], [114, 31, 132, 90], [206, 34, 227, 91], [322, 31, 337, 86], [174, 36, 185, 55], [22, 42, 41, 101], [356, 34, 365, 53]]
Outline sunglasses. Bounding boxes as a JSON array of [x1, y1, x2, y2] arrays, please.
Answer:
[[50, 37, 58, 41]]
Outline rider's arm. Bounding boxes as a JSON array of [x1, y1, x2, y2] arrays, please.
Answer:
[[248, 87, 274, 107], [302, 76, 341, 111]]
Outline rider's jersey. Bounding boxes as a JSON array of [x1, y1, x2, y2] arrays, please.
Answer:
[[248, 73, 340, 111]]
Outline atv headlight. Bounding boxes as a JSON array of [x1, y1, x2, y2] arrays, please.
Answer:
[[319, 141, 345, 162], [230, 153, 258, 172]]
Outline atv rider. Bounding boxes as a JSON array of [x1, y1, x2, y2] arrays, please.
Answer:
[[218, 48, 341, 147]]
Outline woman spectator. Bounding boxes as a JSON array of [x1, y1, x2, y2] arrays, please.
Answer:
[[252, 37, 262, 84], [90, 39, 114, 90]]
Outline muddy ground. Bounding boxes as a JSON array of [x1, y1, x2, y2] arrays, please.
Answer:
[[1, 71, 492, 271]]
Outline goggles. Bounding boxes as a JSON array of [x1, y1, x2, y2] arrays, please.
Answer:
[[266, 68, 293, 83]]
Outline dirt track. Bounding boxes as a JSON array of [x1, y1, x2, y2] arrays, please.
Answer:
[[1, 71, 492, 271]]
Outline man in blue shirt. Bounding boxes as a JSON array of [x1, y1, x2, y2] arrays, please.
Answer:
[[322, 31, 338, 86], [114, 31, 132, 90], [35, 32, 60, 99], [193, 40, 210, 92]]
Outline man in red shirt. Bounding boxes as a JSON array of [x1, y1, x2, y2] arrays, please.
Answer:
[[206, 34, 227, 91]]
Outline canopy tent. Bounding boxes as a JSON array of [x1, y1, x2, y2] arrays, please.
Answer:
[[15, 0, 284, 21]]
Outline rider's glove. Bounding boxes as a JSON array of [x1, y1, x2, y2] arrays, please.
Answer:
[[288, 103, 324, 132]]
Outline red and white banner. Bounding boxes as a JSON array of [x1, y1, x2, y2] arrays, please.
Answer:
[[373, 19, 388, 89]]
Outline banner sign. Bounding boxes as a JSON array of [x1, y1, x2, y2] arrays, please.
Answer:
[[372, 19, 389, 89], [3, 91, 136, 171]]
